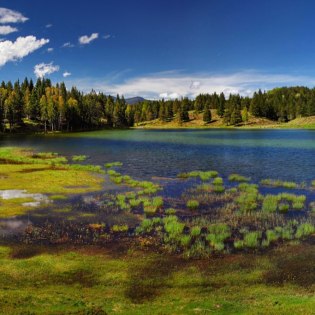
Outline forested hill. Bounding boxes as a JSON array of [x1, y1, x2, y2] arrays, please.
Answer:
[[1, 78, 315, 132]]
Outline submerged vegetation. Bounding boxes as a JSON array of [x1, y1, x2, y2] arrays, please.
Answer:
[[0, 146, 315, 314], [1, 147, 314, 256]]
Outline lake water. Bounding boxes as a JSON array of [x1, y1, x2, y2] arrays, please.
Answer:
[[1, 129, 315, 184]]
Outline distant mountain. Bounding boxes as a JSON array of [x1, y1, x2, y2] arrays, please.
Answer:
[[125, 97, 146, 105]]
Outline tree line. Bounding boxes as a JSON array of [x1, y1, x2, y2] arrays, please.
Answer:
[[1, 78, 315, 132]]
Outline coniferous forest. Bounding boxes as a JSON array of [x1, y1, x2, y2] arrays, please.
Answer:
[[1, 78, 315, 132]]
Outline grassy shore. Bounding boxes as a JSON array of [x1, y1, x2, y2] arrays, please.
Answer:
[[134, 111, 315, 130], [0, 240, 315, 315]]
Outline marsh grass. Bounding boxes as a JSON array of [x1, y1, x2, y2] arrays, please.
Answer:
[[262, 195, 279, 213], [72, 155, 88, 162], [177, 170, 218, 181], [229, 174, 251, 182], [105, 162, 123, 168], [111, 224, 129, 233], [260, 179, 299, 189], [186, 199, 199, 210]]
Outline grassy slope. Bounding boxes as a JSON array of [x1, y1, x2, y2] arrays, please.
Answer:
[[135, 110, 315, 129], [0, 241, 315, 314]]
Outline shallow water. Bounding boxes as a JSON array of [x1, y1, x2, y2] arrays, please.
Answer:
[[1, 129, 315, 183]]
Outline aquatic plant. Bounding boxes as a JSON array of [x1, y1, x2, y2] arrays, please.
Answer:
[[177, 170, 218, 181], [229, 174, 251, 182], [190, 226, 201, 237], [213, 177, 223, 185], [72, 155, 88, 162], [213, 185, 225, 193], [165, 208, 176, 215], [262, 195, 279, 213], [278, 203, 289, 213], [260, 179, 298, 189], [186, 199, 199, 210], [180, 235, 192, 248], [295, 223, 315, 239], [105, 162, 123, 168], [243, 231, 261, 248], [111, 224, 129, 233]]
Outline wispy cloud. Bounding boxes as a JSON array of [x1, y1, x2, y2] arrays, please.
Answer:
[[47, 47, 53, 52], [34, 62, 59, 78], [103, 34, 111, 40], [0, 7, 28, 24], [79, 33, 98, 45], [45, 24, 52, 28], [62, 42, 74, 48], [0, 25, 18, 35], [0, 36, 49, 67], [64, 70, 315, 99], [63, 71, 71, 78]]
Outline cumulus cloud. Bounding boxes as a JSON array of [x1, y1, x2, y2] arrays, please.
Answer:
[[0, 25, 18, 35], [64, 70, 315, 99], [0, 36, 49, 67], [34, 62, 59, 78], [63, 71, 71, 78], [0, 7, 28, 24], [79, 33, 98, 44]]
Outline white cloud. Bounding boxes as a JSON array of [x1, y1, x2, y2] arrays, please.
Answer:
[[103, 34, 111, 39], [63, 71, 71, 78], [47, 47, 53, 52], [64, 70, 315, 99], [62, 42, 74, 48], [79, 33, 98, 44], [0, 36, 49, 67], [34, 62, 59, 78], [0, 25, 18, 35], [45, 24, 52, 28], [0, 7, 28, 24]]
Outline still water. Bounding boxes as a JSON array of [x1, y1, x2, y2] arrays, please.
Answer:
[[1, 129, 315, 183]]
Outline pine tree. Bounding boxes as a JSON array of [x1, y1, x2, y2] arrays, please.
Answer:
[[203, 107, 212, 123]]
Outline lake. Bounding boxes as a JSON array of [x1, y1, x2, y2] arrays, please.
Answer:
[[1, 129, 315, 183]]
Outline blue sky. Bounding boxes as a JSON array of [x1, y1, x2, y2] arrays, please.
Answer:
[[1, 0, 315, 98]]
